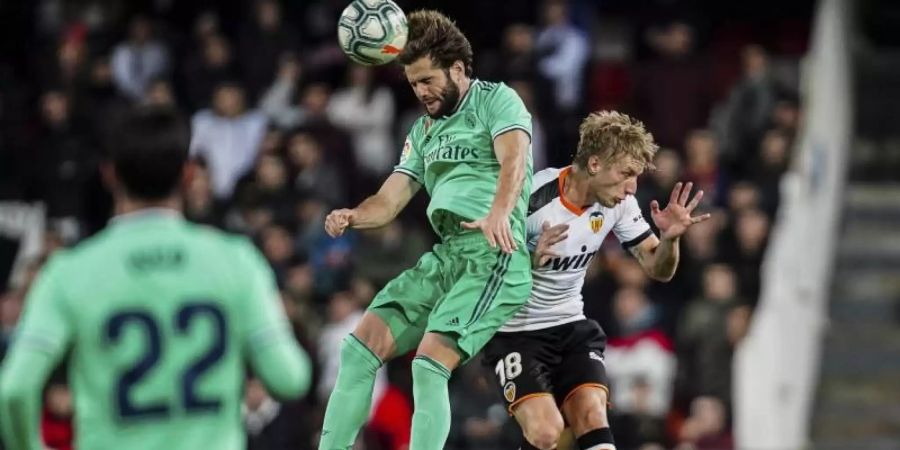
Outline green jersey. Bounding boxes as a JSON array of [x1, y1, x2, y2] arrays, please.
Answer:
[[394, 80, 533, 240], [0, 210, 310, 450]]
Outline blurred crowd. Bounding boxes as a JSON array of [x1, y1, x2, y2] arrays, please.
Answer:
[[0, 0, 812, 449]]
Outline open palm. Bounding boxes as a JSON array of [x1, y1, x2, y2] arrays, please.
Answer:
[[650, 182, 711, 240]]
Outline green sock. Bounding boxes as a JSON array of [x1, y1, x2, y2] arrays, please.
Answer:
[[409, 355, 453, 450], [318, 334, 383, 450]]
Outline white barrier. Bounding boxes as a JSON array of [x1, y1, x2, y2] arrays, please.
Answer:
[[733, 0, 852, 447]]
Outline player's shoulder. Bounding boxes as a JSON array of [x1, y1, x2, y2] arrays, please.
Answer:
[[472, 79, 516, 101], [183, 223, 259, 258], [614, 195, 642, 215], [405, 114, 431, 138], [528, 167, 564, 215]]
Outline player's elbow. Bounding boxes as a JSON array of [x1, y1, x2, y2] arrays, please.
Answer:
[[642, 263, 675, 282], [649, 270, 675, 283], [264, 349, 312, 401], [0, 375, 32, 412]]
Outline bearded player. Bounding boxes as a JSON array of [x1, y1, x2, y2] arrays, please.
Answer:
[[483, 111, 710, 450], [319, 10, 534, 450]]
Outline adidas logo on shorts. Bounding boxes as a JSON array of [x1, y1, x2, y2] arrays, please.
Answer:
[[589, 351, 605, 364], [447, 317, 459, 326]]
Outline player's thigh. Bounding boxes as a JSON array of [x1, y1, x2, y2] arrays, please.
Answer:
[[482, 330, 557, 414], [367, 249, 447, 357], [427, 239, 532, 360], [513, 395, 565, 448], [554, 320, 612, 434]]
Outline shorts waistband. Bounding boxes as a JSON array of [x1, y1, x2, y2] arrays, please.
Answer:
[[442, 230, 487, 246]]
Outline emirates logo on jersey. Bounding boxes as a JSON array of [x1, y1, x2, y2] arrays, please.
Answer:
[[590, 211, 604, 233]]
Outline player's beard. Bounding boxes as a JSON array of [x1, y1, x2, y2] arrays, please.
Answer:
[[426, 70, 461, 119]]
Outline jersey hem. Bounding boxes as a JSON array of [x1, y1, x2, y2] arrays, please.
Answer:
[[392, 168, 423, 184], [621, 229, 653, 249], [492, 124, 532, 141], [497, 314, 585, 333]]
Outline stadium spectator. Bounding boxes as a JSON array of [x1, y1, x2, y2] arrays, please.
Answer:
[[183, 163, 223, 227], [285, 130, 345, 207], [183, 34, 239, 111], [752, 129, 792, 215], [110, 16, 170, 101], [676, 263, 744, 404], [682, 130, 721, 206], [243, 378, 309, 450], [607, 287, 676, 410], [676, 396, 734, 450], [721, 208, 770, 303], [190, 81, 268, 199], [713, 45, 779, 168], [26, 90, 99, 238], [239, 0, 300, 101], [536, 0, 590, 114], [326, 65, 396, 180], [352, 220, 430, 289], [634, 21, 712, 149]]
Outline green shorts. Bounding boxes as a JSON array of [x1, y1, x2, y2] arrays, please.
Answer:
[[369, 231, 532, 362]]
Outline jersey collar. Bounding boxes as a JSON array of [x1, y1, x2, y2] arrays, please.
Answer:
[[110, 208, 183, 226], [558, 166, 591, 216]]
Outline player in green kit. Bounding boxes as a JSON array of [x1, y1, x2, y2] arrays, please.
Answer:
[[0, 108, 311, 450], [319, 10, 533, 450]]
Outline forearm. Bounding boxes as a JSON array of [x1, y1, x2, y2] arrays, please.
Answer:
[[489, 154, 526, 218], [0, 350, 56, 450], [646, 237, 680, 282], [351, 193, 401, 229], [249, 339, 312, 401]]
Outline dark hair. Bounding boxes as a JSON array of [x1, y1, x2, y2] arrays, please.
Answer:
[[396, 10, 473, 76], [108, 107, 189, 200]]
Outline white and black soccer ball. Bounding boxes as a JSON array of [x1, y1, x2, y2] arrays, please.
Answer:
[[337, 0, 408, 65]]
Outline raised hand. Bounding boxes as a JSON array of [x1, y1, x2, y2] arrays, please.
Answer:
[[324, 208, 355, 237], [533, 221, 569, 267], [650, 182, 711, 240]]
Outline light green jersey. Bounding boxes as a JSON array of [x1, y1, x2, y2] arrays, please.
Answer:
[[394, 80, 533, 240], [0, 210, 309, 450]]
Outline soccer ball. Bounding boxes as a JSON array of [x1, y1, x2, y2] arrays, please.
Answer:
[[337, 0, 408, 65]]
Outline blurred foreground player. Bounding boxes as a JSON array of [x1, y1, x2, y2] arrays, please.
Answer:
[[0, 108, 311, 450], [483, 111, 710, 450]]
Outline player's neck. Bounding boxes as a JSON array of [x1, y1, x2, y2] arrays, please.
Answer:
[[563, 165, 594, 208], [114, 194, 182, 217], [454, 77, 471, 110]]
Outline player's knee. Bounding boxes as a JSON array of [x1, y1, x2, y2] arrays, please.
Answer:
[[524, 414, 564, 450], [340, 335, 384, 372], [576, 401, 610, 432], [350, 313, 395, 361]]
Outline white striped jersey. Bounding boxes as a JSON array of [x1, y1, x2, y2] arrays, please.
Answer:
[[499, 166, 653, 332]]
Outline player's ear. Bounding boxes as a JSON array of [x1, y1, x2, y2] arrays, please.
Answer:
[[587, 155, 603, 176], [181, 160, 196, 190], [450, 60, 464, 80], [100, 162, 118, 192]]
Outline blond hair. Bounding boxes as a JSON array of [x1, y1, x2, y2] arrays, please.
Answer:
[[396, 10, 473, 76], [574, 111, 658, 170]]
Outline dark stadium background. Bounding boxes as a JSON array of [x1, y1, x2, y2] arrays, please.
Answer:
[[3, 0, 898, 449]]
